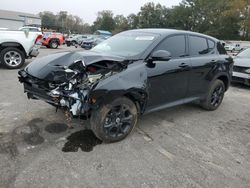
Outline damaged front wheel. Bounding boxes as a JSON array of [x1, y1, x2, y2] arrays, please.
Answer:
[[90, 97, 138, 143]]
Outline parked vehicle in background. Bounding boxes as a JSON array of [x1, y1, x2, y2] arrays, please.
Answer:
[[224, 42, 242, 52], [19, 26, 41, 32], [19, 29, 233, 142], [80, 35, 106, 49], [92, 36, 106, 46], [77, 35, 93, 45], [65, 35, 82, 46], [80, 35, 96, 49], [232, 48, 250, 85], [41, 32, 65, 49], [0, 29, 42, 69], [234, 44, 242, 51], [224, 42, 234, 52], [66, 34, 109, 48], [94, 30, 112, 38]]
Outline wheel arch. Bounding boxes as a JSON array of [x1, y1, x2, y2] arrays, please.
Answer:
[[215, 73, 230, 91], [0, 42, 26, 57], [124, 90, 148, 114], [89, 61, 148, 115]]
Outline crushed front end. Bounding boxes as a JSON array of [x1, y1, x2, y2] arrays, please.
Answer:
[[18, 59, 126, 118]]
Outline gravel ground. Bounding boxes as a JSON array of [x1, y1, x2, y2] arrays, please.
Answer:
[[0, 45, 249, 188]]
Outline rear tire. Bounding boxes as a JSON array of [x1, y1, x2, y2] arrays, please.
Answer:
[[90, 97, 138, 143], [49, 40, 59, 49], [0, 47, 25, 69], [201, 80, 225, 111]]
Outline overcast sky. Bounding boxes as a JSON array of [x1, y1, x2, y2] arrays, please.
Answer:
[[1, 0, 182, 24]]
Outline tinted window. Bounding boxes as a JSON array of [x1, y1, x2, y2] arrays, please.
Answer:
[[208, 39, 215, 49], [207, 39, 215, 53], [189, 36, 209, 56], [155, 35, 186, 58]]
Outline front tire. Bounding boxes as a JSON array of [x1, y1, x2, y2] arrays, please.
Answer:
[[201, 80, 225, 111], [0, 47, 25, 69], [71, 41, 76, 46], [90, 97, 138, 143]]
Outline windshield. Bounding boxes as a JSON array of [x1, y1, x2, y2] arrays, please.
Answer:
[[92, 31, 159, 58], [237, 48, 250, 58]]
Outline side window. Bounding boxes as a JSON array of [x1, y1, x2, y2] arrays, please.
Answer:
[[155, 35, 186, 58], [208, 39, 215, 52], [189, 36, 209, 56]]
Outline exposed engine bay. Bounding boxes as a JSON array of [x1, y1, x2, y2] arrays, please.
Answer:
[[19, 59, 127, 118]]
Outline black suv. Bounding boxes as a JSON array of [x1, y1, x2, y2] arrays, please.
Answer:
[[19, 29, 233, 142]]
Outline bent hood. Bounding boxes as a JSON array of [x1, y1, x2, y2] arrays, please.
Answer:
[[25, 50, 125, 80], [234, 57, 250, 67]]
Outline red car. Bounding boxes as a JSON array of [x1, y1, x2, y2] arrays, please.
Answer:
[[42, 32, 65, 49]]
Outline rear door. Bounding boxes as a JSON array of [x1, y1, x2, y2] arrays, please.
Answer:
[[146, 34, 191, 108], [187, 35, 219, 97]]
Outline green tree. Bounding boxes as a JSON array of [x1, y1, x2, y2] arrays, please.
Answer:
[[92, 10, 115, 32], [57, 11, 68, 32], [40, 11, 90, 34], [137, 2, 169, 28], [127, 13, 139, 29], [113, 15, 129, 33], [40, 0, 250, 39], [39, 11, 56, 30], [181, 0, 241, 39], [227, 0, 250, 39], [167, 5, 193, 30]]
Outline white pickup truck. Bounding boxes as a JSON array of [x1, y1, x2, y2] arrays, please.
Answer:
[[0, 30, 42, 69]]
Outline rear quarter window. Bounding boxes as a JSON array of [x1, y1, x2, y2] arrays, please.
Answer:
[[189, 36, 209, 56], [208, 39, 215, 51]]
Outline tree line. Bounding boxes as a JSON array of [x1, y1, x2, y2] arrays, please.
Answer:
[[40, 0, 250, 40]]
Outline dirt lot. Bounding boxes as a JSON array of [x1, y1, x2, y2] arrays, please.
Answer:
[[0, 45, 250, 188]]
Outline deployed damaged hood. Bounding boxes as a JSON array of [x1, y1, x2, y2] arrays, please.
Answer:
[[25, 50, 125, 81], [234, 57, 250, 67]]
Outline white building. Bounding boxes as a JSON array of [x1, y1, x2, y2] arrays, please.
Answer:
[[0, 9, 41, 30]]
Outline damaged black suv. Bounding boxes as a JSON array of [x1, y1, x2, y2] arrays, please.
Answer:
[[19, 29, 233, 142]]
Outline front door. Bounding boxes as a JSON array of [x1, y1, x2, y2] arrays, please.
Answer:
[[146, 34, 191, 109]]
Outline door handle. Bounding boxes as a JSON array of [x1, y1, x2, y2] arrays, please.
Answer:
[[179, 63, 189, 68]]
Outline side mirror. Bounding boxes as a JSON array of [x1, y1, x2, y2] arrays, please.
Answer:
[[150, 50, 172, 62]]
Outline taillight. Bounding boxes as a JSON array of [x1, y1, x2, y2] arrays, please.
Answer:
[[35, 34, 43, 44]]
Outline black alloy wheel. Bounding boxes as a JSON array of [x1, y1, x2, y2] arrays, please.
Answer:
[[210, 85, 224, 107], [103, 104, 134, 139], [90, 97, 138, 143], [201, 79, 225, 111]]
